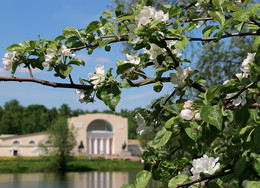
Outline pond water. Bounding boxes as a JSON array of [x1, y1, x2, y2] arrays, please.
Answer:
[[0, 171, 162, 188]]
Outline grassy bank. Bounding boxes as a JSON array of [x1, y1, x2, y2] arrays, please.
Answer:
[[0, 156, 143, 173]]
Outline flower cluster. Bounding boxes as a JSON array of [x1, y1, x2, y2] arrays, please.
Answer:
[[170, 66, 192, 88], [42, 48, 57, 67], [179, 100, 201, 121], [236, 52, 256, 80], [223, 53, 255, 106], [88, 64, 106, 88], [135, 6, 169, 27], [190, 154, 220, 181], [75, 78, 85, 103], [124, 53, 140, 65], [59, 45, 75, 58], [2, 52, 20, 70]]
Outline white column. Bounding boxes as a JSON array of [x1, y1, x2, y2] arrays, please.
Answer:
[[105, 138, 110, 154], [94, 138, 98, 154], [100, 138, 104, 154], [88, 138, 92, 154], [94, 172, 98, 188]]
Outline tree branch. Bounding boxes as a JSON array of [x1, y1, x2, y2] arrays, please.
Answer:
[[173, 170, 233, 188], [166, 31, 258, 42]]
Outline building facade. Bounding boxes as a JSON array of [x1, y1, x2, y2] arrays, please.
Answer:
[[0, 113, 128, 157]]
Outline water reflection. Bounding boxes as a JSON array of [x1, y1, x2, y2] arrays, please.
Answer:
[[0, 172, 161, 188]]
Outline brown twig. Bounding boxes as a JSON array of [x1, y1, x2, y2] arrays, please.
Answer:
[[166, 31, 258, 42], [165, 47, 179, 68], [224, 77, 260, 103], [158, 89, 176, 113], [173, 170, 233, 188]]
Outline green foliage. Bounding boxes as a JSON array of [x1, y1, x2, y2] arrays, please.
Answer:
[[47, 117, 76, 170], [2, 0, 260, 187]]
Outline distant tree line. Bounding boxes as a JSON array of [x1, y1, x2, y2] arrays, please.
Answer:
[[0, 99, 138, 138]]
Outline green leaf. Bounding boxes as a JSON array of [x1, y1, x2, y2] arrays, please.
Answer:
[[253, 126, 260, 149], [101, 10, 113, 18], [174, 37, 188, 51], [68, 58, 85, 66], [168, 174, 189, 187], [234, 156, 246, 176], [253, 157, 260, 175], [115, 15, 135, 22], [185, 122, 202, 141], [153, 81, 163, 92], [217, 17, 234, 40], [203, 25, 219, 39], [85, 21, 100, 34], [234, 106, 250, 127], [201, 104, 223, 130], [63, 27, 81, 38], [245, 181, 260, 188], [99, 38, 115, 48], [151, 128, 172, 149], [164, 116, 177, 129], [60, 66, 73, 77], [99, 84, 121, 111], [6, 44, 25, 52], [119, 79, 134, 88], [210, 11, 225, 25], [116, 63, 135, 75], [135, 170, 151, 188], [253, 36, 260, 51], [233, 10, 249, 22], [205, 85, 223, 102]]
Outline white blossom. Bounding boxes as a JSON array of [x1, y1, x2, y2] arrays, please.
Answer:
[[124, 53, 141, 65], [170, 66, 191, 87], [183, 100, 193, 109], [43, 48, 57, 67], [241, 52, 256, 74], [59, 45, 75, 58], [166, 40, 183, 59], [2, 52, 19, 70], [144, 43, 163, 61], [88, 64, 106, 86], [180, 109, 194, 121], [226, 91, 247, 106], [190, 154, 220, 180], [135, 6, 168, 27], [75, 78, 86, 103], [194, 112, 201, 120]]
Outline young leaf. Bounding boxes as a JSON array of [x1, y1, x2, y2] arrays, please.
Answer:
[[85, 21, 100, 34], [205, 85, 223, 102], [151, 128, 172, 149], [99, 84, 121, 111], [153, 81, 163, 92], [6, 44, 25, 52], [201, 104, 223, 130], [168, 174, 189, 187], [116, 63, 135, 75], [135, 170, 151, 188], [210, 11, 225, 25], [68, 58, 85, 66]]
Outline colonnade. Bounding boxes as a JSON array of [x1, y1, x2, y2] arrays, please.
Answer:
[[88, 137, 112, 155]]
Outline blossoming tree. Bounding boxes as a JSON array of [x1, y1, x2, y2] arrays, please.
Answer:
[[1, 0, 260, 187]]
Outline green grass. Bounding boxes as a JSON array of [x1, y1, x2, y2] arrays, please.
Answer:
[[0, 156, 143, 173]]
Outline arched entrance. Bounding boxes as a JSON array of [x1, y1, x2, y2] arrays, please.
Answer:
[[87, 119, 113, 155]]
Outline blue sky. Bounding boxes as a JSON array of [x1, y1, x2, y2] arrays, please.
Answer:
[[0, 0, 173, 112]]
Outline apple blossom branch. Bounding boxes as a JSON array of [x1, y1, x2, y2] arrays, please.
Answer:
[[173, 169, 233, 188], [223, 77, 260, 108], [69, 31, 258, 52]]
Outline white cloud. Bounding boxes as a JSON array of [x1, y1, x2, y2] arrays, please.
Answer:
[[76, 54, 91, 63], [124, 91, 154, 101], [96, 57, 111, 63], [16, 67, 41, 74], [0, 68, 9, 76]]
